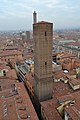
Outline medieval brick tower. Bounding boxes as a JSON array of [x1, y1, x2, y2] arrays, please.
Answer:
[[33, 11, 37, 24], [33, 21, 53, 101]]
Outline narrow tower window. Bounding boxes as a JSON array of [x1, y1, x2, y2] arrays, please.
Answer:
[[45, 62, 47, 68], [45, 32, 47, 36]]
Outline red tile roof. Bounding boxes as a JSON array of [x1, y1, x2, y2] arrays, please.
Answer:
[[64, 90, 80, 120], [0, 50, 22, 57], [0, 65, 10, 70], [53, 81, 73, 98], [41, 99, 62, 120], [0, 78, 39, 120], [69, 78, 80, 86], [6, 69, 17, 79], [65, 106, 80, 120], [67, 42, 80, 47]]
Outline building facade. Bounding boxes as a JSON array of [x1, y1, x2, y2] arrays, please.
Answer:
[[33, 21, 53, 101]]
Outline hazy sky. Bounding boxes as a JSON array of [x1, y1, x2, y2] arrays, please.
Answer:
[[0, 0, 80, 30]]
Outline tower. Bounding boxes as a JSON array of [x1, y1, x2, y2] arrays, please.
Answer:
[[33, 11, 37, 24], [26, 31, 30, 40], [33, 21, 53, 101]]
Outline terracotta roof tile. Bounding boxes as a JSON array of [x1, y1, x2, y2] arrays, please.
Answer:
[[0, 78, 39, 120], [41, 99, 62, 120]]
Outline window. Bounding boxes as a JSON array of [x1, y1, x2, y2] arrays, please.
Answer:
[[45, 32, 47, 36], [3, 70, 6, 76], [0, 86, 2, 91], [45, 32, 47, 41], [45, 62, 47, 68]]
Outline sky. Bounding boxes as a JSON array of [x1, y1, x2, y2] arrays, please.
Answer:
[[0, 0, 80, 31]]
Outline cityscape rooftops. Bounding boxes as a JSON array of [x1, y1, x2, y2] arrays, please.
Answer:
[[64, 91, 80, 119], [57, 94, 74, 103], [53, 70, 64, 79], [41, 99, 62, 120], [0, 77, 39, 120], [0, 64, 10, 70], [69, 78, 80, 85], [65, 106, 80, 120], [6, 69, 17, 79], [66, 42, 80, 47], [0, 50, 22, 57], [57, 52, 76, 59], [53, 81, 73, 98]]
